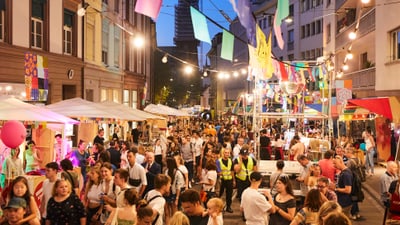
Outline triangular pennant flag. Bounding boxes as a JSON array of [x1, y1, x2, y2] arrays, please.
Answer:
[[230, 0, 256, 47], [134, 0, 162, 20], [306, 63, 314, 82], [255, 25, 272, 80], [265, 33, 273, 79], [296, 62, 305, 71], [221, 30, 234, 61], [313, 66, 320, 79], [322, 64, 327, 75], [290, 63, 297, 82], [279, 61, 288, 81], [190, 6, 211, 44], [318, 66, 323, 79]]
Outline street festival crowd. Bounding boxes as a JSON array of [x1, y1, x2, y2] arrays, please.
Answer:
[[0, 118, 397, 225]]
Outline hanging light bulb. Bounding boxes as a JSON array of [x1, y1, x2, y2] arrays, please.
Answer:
[[348, 30, 357, 40], [162, 54, 168, 63], [184, 65, 193, 74], [233, 71, 239, 77], [203, 70, 208, 77], [240, 68, 247, 75], [336, 70, 343, 78], [342, 63, 349, 71], [361, 0, 370, 4], [346, 51, 353, 60]]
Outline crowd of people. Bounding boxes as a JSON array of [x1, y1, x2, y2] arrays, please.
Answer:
[[0, 118, 385, 225]]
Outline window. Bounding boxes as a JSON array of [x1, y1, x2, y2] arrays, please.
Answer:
[[63, 10, 74, 55], [114, 0, 119, 13], [0, 0, 4, 42], [391, 29, 400, 60], [316, 20, 322, 34], [288, 29, 294, 51], [101, 89, 108, 102], [263, 17, 267, 29], [113, 89, 120, 103], [102, 0, 108, 4], [86, 19, 95, 61], [326, 23, 331, 43], [311, 22, 315, 36], [132, 90, 138, 109], [326, 0, 331, 7], [123, 90, 129, 106], [102, 19, 109, 65], [301, 0, 306, 12], [114, 27, 120, 67], [306, 24, 310, 37], [288, 54, 294, 61], [289, 4, 294, 17], [31, 18, 43, 48], [301, 25, 305, 39], [31, 0, 45, 49], [360, 52, 368, 69]]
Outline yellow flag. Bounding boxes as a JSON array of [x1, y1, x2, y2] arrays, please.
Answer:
[[256, 25, 273, 79]]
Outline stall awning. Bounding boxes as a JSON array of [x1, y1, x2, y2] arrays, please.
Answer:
[[348, 98, 392, 120]]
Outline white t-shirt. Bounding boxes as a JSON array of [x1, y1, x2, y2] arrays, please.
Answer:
[[241, 188, 272, 225], [202, 170, 218, 191], [154, 145, 163, 155], [86, 183, 102, 204], [41, 179, 56, 218], [192, 138, 204, 157], [207, 213, 223, 225], [127, 163, 148, 192], [146, 190, 166, 225]]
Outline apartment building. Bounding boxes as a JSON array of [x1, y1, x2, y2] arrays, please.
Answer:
[[0, 0, 154, 108]]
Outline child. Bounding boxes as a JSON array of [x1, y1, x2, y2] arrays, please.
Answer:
[[205, 198, 223, 225], [7, 176, 40, 225]]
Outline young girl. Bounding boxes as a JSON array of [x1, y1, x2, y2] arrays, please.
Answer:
[[205, 198, 223, 225], [7, 176, 40, 225], [105, 189, 138, 225]]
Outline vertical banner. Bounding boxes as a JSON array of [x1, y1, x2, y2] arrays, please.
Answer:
[[375, 117, 391, 161], [24, 52, 48, 101]]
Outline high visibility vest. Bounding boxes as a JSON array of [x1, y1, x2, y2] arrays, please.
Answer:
[[235, 157, 254, 181], [219, 158, 233, 180]]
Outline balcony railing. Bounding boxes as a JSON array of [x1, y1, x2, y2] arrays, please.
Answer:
[[342, 67, 375, 90], [335, 8, 375, 50]]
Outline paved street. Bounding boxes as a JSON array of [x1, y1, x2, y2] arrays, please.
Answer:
[[221, 165, 387, 225]]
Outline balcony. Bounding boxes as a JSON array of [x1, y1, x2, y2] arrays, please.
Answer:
[[342, 67, 375, 90], [335, 8, 375, 50]]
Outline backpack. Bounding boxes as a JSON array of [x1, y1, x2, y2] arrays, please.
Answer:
[[350, 167, 364, 202], [349, 158, 366, 182]]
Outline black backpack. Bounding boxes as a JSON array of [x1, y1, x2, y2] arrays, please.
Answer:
[[349, 158, 366, 182], [350, 167, 365, 202]]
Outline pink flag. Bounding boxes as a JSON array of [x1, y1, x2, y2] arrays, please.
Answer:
[[134, 0, 162, 21]]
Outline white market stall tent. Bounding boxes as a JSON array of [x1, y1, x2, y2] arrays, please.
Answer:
[[100, 101, 165, 120], [0, 97, 79, 124], [144, 104, 190, 117]]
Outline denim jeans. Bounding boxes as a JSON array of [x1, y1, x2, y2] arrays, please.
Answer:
[[365, 148, 375, 174]]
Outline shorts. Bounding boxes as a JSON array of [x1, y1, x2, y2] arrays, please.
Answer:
[[195, 155, 201, 165]]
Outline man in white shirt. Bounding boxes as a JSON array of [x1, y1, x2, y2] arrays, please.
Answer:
[[127, 148, 147, 198], [241, 171, 275, 225], [145, 174, 171, 225], [233, 137, 245, 159], [191, 131, 203, 180], [40, 162, 59, 225]]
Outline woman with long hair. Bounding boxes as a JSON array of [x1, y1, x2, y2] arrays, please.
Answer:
[[153, 138, 164, 167], [136, 200, 153, 225], [165, 157, 185, 225], [317, 201, 342, 225], [84, 166, 102, 225], [120, 141, 130, 169], [270, 176, 296, 225], [290, 189, 325, 225]]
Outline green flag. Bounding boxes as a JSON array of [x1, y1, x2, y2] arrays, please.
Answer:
[[221, 30, 234, 61], [190, 6, 211, 44]]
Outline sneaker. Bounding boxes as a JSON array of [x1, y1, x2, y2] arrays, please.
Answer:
[[356, 214, 361, 219], [350, 215, 357, 220], [226, 207, 233, 213]]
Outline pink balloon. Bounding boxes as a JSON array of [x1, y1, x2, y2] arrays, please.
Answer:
[[0, 120, 27, 148]]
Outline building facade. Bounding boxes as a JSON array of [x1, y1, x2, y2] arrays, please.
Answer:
[[0, 0, 154, 109]]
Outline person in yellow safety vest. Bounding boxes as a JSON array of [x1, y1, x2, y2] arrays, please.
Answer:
[[233, 144, 258, 201], [217, 147, 235, 213]]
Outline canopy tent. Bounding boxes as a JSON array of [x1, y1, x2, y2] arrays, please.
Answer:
[[0, 97, 79, 124], [46, 98, 117, 119], [100, 101, 165, 120], [46, 97, 145, 121], [144, 104, 190, 117], [347, 97, 400, 123]]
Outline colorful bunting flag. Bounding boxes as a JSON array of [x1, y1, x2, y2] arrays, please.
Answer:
[[134, 0, 162, 20], [273, 0, 289, 49], [229, 0, 256, 47], [190, 6, 211, 44], [221, 30, 234, 61], [279, 61, 288, 81], [255, 25, 273, 80]]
